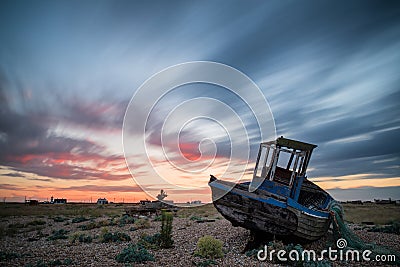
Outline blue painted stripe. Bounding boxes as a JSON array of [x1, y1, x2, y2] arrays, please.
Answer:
[[210, 182, 287, 208], [287, 198, 330, 218], [210, 181, 330, 218]]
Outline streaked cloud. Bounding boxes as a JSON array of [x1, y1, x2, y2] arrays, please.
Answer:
[[0, 0, 399, 201]]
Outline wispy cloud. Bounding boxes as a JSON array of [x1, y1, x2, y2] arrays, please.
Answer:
[[0, 0, 399, 201], [59, 185, 143, 193]]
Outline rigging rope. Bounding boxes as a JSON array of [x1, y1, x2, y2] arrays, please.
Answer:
[[329, 201, 400, 265]]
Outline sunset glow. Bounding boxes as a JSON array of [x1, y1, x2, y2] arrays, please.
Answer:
[[1, 1, 399, 203]]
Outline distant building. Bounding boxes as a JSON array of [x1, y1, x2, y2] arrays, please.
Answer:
[[97, 198, 108, 204], [140, 200, 151, 205], [25, 199, 39, 205], [54, 198, 67, 204], [51, 196, 67, 204], [50, 196, 67, 204], [374, 198, 395, 204]]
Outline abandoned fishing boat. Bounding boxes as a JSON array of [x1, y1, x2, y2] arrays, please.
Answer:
[[209, 136, 334, 242], [125, 190, 178, 216]]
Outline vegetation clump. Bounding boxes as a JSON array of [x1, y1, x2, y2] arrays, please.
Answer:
[[133, 218, 150, 229], [71, 217, 89, 223], [52, 216, 67, 223], [100, 228, 131, 243], [27, 220, 46, 226], [195, 235, 224, 259], [138, 233, 161, 249], [115, 244, 154, 264], [153, 215, 162, 221], [78, 219, 110, 230], [69, 232, 93, 243], [48, 229, 69, 240], [190, 215, 203, 221], [245, 248, 260, 258], [134, 211, 174, 249], [114, 211, 174, 264], [118, 214, 135, 226], [367, 221, 400, 234], [78, 234, 93, 243], [160, 210, 174, 248]]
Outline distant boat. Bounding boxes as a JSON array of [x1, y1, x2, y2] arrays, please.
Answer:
[[125, 190, 178, 216], [209, 137, 334, 242], [97, 198, 109, 204]]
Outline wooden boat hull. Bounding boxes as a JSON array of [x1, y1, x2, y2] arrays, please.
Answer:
[[209, 179, 331, 242]]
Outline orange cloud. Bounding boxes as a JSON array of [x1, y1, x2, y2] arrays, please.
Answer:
[[312, 174, 400, 190]]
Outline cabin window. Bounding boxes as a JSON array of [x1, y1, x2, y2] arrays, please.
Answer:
[[277, 152, 292, 170], [254, 145, 275, 179], [268, 147, 308, 187], [255, 146, 267, 178], [253, 142, 308, 184], [265, 148, 273, 169], [275, 149, 306, 173], [252, 138, 315, 194]]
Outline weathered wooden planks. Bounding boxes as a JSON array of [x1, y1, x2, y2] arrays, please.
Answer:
[[211, 182, 297, 235], [210, 179, 331, 242]]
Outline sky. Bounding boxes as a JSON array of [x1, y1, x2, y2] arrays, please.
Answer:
[[0, 0, 399, 203]]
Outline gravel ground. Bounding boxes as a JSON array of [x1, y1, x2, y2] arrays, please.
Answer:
[[0, 215, 399, 266]]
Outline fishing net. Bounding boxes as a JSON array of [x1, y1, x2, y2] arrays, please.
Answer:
[[329, 201, 400, 265]]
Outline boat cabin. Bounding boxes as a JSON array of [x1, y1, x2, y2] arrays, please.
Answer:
[[209, 136, 334, 242], [250, 136, 319, 203]]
